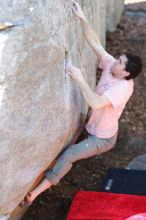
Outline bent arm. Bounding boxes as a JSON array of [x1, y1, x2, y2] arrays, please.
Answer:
[[78, 77, 111, 110], [65, 64, 111, 110]]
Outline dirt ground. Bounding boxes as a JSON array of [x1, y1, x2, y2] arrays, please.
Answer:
[[23, 2, 146, 220]]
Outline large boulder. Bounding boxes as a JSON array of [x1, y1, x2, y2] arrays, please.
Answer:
[[106, 0, 124, 32], [0, 0, 124, 219]]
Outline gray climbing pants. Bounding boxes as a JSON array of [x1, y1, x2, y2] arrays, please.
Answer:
[[45, 132, 118, 185]]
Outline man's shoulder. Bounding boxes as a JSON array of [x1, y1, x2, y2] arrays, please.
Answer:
[[117, 79, 134, 96], [99, 52, 116, 70], [121, 79, 134, 88], [103, 53, 116, 64]]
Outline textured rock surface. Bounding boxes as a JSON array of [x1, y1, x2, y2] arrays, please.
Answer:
[[106, 0, 124, 32], [128, 155, 146, 170], [0, 0, 124, 219]]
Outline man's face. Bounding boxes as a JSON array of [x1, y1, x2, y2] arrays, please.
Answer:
[[111, 54, 130, 79]]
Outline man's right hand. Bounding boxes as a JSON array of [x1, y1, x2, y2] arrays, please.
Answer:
[[72, 1, 87, 21]]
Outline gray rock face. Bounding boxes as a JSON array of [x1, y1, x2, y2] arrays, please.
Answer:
[[128, 155, 146, 170], [0, 0, 124, 219], [107, 0, 124, 32]]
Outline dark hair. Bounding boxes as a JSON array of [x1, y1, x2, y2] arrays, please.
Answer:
[[124, 53, 143, 80]]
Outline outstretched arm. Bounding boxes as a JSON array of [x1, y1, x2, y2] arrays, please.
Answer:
[[65, 64, 111, 110], [72, 1, 107, 61]]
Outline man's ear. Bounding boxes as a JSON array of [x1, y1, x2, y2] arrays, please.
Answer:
[[124, 71, 131, 80], [125, 71, 130, 77]]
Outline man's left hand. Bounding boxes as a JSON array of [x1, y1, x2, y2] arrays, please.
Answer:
[[65, 64, 84, 82]]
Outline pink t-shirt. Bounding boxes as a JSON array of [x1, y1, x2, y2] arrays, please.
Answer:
[[86, 52, 134, 138]]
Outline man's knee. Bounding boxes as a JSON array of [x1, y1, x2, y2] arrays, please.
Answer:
[[96, 141, 115, 155]]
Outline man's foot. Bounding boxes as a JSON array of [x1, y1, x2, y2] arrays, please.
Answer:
[[18, 178, 52, 208], [19, 192, 33, 207]]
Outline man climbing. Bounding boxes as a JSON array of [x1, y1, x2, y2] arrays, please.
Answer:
[[19, 1, 143, 207]]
